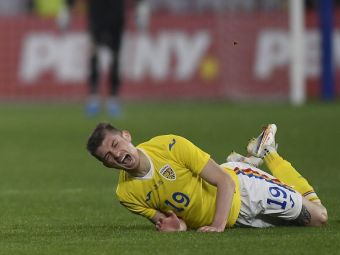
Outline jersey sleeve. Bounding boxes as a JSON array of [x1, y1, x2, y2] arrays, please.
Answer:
[[171, 135, 210, 175], [119, 200, 157, 220], [116, 178, 157, 221]]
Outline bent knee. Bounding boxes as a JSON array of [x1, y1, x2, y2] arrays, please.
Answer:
[[311, 207, 328, 227], [301, 198, 328, 227], [316, 208, 328, 226]]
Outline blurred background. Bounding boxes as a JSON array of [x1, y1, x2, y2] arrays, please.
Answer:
[[0, 0, 339, 105]]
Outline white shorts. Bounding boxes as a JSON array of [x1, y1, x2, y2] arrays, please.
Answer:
[[222, 162, 302, 228]]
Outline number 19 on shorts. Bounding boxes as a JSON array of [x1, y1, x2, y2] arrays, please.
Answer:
[[267, 186, 295, 209]]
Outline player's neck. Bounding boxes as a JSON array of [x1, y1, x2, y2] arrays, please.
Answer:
[[128, 150, 151, 178]]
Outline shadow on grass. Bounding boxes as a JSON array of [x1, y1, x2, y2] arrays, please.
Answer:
[[0, 222, 154, 240], [59, 223, 154, 233]]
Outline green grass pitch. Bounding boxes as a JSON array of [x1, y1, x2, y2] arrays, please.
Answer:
[[0, 101, 340, 255]]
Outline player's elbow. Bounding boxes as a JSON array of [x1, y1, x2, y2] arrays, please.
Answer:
[[220, 172, 236, 192]]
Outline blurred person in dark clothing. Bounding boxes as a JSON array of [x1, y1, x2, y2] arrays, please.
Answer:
[[58, 0, 150, 117]]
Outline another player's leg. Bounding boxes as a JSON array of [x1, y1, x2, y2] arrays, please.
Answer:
[[247, 124, 321, 204], [106, 48, 121, 117], [86, 39, 100, 116], [106, 28, 123, 117]]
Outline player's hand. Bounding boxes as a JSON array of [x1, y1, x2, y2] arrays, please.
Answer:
[[197, 225, 224, 233], [155, 211, 185, 232]]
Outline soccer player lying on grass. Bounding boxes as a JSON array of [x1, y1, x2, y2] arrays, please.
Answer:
[[86, 123, 328, 232]]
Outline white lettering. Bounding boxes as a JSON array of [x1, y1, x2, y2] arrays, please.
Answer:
[[304, 31, 320, 78], [254, 30, 340, 79], [56, 33, 89, 82], [173, 31, 210, 80], [20, 33, 89, 84], [254, 30, 289, 79], [333, 30, 340, 68], [128, 33, 171, 81], [19, 31, 212, 84], [20, 33, 58, 83]]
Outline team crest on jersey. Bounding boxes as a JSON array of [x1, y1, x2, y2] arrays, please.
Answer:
[[159, 164, 176, 181]]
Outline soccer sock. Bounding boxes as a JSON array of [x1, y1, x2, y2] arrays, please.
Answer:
[[263, 149, 321, 203]]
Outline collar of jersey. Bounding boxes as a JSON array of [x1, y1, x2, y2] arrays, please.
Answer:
[[133, 148, 154, 180]]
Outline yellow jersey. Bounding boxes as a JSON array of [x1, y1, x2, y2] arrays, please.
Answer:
[[116, 135, 241, 229]]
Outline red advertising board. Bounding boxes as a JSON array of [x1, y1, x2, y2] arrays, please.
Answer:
[[0, 11, 339, 100]]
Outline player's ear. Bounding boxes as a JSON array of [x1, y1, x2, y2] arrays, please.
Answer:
[[121, 130, 132, 142]]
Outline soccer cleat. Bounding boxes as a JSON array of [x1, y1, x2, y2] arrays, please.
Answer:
[[107, 101, 122, 117], [226, 151, 263, 167], [247, 124, 277, 158], [85, 100, 100, 117]]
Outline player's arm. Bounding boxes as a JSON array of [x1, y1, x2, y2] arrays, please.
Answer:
[[151, 211, 187, 232], [198, 158, 236, 232], [120, 200, 187, 232]]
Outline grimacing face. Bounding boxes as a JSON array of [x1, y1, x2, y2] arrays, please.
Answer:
[[95, 130, 140, 171]]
